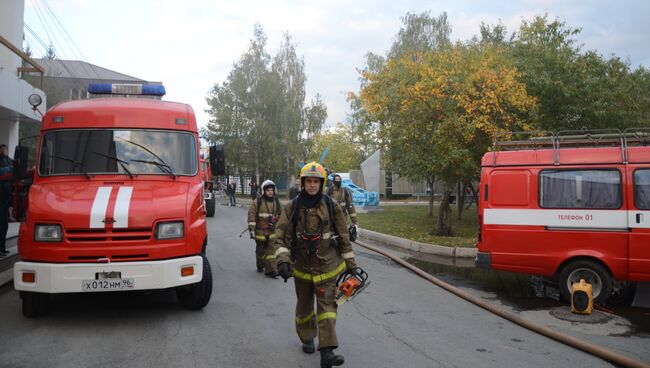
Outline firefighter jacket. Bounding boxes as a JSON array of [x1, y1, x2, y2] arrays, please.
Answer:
[[248, 196, 281, 241], [328, 186, 358, 224], [272, 196, 357, 285]]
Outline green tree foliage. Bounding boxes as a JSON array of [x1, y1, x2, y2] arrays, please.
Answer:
[[309, 123, 362, 172], [481, 14, 650, 131], [358, 13, 537, 235], [203, 25, 326, 181]]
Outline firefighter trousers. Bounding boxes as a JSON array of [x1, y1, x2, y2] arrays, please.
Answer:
[[255, 240, 276, 273], [293, 277, 338, 350]]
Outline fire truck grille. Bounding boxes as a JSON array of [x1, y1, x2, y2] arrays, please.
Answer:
[[65, 228, 152, 242]]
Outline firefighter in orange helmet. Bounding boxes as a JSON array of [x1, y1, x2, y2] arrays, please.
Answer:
[[270, 162, 358, 367]]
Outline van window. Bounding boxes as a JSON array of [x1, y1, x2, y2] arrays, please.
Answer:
[[539, 170, 621, 209], [634, 169, 650, 210]]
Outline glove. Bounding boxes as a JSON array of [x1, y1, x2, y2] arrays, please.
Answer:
[[278, 262, 293, 282], [249, 230, 255, 239]]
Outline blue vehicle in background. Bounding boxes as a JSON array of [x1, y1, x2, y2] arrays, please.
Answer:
[[329, 174, 379, 207]]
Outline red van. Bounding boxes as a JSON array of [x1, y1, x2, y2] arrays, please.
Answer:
[[476, 131, 650, 305], [13, 84, 213, 316]]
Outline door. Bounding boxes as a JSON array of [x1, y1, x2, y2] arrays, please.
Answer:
[[628, 167, 650, 281]]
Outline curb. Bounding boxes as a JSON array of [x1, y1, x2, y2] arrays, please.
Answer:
[[357, 228, 477, 260]]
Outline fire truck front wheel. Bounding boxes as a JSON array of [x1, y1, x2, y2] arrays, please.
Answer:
[[21, 291, 51, 317], [558, 260, 612, 305], [176, 254, 213, 310]]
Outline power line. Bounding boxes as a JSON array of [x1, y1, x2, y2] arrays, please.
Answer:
[[37, 0, 101, 80], [27, 0, 86, 91], [39, 0, 101, 80]]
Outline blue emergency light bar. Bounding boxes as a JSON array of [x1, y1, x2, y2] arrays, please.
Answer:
[[88, 83, 166, 96]]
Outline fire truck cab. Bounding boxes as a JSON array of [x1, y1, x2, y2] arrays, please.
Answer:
[[13, 84, 213, 317], [476, 130, 650, 305]]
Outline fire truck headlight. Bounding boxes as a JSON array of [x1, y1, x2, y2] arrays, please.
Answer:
[[155, 221, 184, 240], [34, 224, 62, 242]]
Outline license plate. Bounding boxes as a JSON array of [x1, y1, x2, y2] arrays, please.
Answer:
[[82, 278, 135, 292]]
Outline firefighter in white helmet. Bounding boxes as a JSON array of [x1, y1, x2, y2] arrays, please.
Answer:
[[271, 162, 358, 367], [247, 179, 281, 278]]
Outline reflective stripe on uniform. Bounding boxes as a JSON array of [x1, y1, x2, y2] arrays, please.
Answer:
[[258, 212, 274, 217], [349, 213, 357, 218], [293, 262, 347, 283], [341, 251, 355, 260], [263, 255, 275, 260], [255, 234, 276, 241], [248, 222, 256, 226], [317, 312, 336, 322], [275, 247, 290, 257], [295, 311, 316, 325]]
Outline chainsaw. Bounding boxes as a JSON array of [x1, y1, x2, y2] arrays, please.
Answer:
[[335, 267, 370, 305]]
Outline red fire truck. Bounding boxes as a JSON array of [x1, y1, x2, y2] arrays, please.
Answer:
[[13, 84, 214, 316], [476, 130, 650, 305]]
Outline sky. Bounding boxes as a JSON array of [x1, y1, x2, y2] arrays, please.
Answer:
[[23, 0, 650, 130]]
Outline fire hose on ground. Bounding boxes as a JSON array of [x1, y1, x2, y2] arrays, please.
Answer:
[[353, 239, 649, 368]]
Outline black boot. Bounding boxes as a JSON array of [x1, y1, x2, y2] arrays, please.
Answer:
[[320, 348, 344, 368], [256, 267, 264, 273], [302, 340, 315, 354]]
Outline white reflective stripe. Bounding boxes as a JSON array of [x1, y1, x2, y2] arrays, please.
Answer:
[[90, 187, 112, 228], [275, 247, 290, 257], [349, 213, 357, 217], [484, 209, 628, 229], [248, 222, 257, 226], [258, 213, 274, 217], [341, 251, 355, 260], [113, 187, 133, 228]]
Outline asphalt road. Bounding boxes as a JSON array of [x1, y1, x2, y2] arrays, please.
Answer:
[[0, 204, 644, 368]]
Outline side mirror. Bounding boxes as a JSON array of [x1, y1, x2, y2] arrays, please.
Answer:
[[209, 144, 226, 176], [13, 145, 29, 179]]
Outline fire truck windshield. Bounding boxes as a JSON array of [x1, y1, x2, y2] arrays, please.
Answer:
[[38, 129, 197, 177]]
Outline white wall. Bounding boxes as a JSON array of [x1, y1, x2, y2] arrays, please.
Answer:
[[0, 0, 25, 76]]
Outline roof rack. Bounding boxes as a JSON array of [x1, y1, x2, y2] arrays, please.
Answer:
[[492, 129, 629, 167]]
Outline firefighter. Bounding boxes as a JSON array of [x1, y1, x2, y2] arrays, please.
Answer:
[[327, 174, 358, 227], [272, 162, 358, 368], [248, 179, 281, 278]]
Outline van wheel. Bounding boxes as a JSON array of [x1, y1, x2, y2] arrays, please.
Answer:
[[22, 291, 51, 317], [559, 260, 612, 306], [205, 196, 216, 217], [608, 281, 637, 306], [176, 255, 212, 310]]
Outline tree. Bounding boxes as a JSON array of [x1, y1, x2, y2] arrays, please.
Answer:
[[309, 123, 362, 172], [204, 25, 326, 184], [359, 43, 537, 235], [483, 14, 650, 131], [44, 43, 57, 60]]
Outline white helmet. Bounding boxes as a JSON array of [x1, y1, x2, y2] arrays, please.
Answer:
[[261, 180, 276, 191]]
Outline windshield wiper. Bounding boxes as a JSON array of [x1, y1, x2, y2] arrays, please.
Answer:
[[91, 151, 134, 179], [49, 154, 91, 179], [117, 138, 176, 179]]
